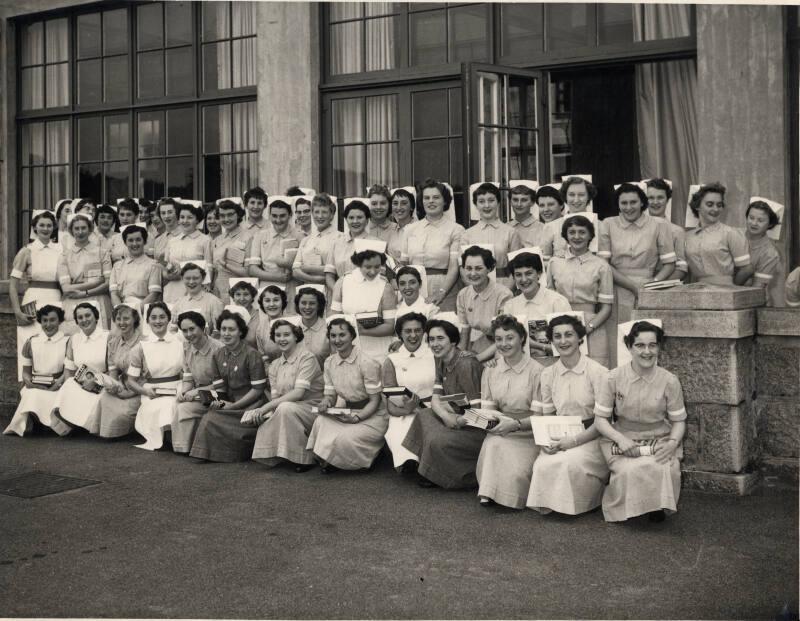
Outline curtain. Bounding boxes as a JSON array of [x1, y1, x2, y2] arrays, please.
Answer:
[[634, 4, 697, 226], [366, 95, 398, 188], [332, 98, 364, 196]]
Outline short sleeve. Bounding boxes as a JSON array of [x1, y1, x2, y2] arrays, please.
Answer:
[[786, 268, 800, 307], [126, 343, 145, 378], [432, 359, 444, 396], [267, 360, 279, 397], [322, 241, 337, 274], [597, 220, 612, 260], [330, 279, 344, 313], [211, 352, 226, 389], [382, 356, 399, 388], [245, 231, 263, 266], [247, 349, 268, 387], [323, 359, 336, 397], [655, 219, 676, 264], [448, 224, 463, 257], [593, 369, 616, 418], [532, 367, 553, 415], [753, 248, 781, 285], [456, 288, 468, 326], [294, 352, 320, 391], [480, 367, 497, 410], [497, 287, 514, 312], [20, 337, 34, 367], [147, 261, 163, 292], [181, 348, 193, 380], [359, 354, 383, 395], [664, 373, 687, 422], [728, 228, 751, 268], [10, 247, 30, 280], [597, 262, 615, 304]]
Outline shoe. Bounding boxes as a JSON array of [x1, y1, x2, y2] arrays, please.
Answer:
[[479, 497, 495, 507], [294, 464, 315, 473], [320, 464, 339, 475], [648, 510, 666, 523], [400, 460, 418, 475], [417, 477, 436, 488]]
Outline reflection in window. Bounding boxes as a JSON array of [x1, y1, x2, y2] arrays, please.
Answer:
[[598, 4, 633, 45], [77, 113, 130, 203], [408, 4, 489, 68], [201, 1, 256, 91], [136, 2, 194, 99], [500, 4, 543, 58], [203, 100, 258, 200], [137, 107, 195, 199], [20, 18, 69, 110]]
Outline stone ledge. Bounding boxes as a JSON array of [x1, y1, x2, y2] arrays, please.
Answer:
[[760, 457, 799, 487], [682, 469, 760, 495], [757, 307, 800, 336], [632, 308, 755, 338], [639, 284, 765, 311], [682, 401, 758, 473]]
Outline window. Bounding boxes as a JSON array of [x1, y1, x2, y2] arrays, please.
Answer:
[[19, 18, 68, 110], [15, 2, 259, 248], [329, 3, 402, 76], [136, 2, 194, 99], [409, 4, 489, 67], [76, 8, 129, 105], [411, 87, 462, 189], [201, 1, 257, 91]]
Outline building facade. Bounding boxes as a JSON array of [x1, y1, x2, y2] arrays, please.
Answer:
[[0, 1, 796, 276]]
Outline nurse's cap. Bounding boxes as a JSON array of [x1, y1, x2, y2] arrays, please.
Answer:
[[343, 197, 370, 210], [281, 315, 304, 328], [38, 300, 65, 310], [292, 195, 312, 208], [391, 186, 417, 200], [295, 283, 326, 298], [543, 182, 562, 191], [229, 277, 259, 291], [69, 198, 85, 212], [216, 196, 244, 207], [296, 187, 316, 196], [223, 304, 252, 325], [66, 212, 93, 225], [76, 298, 102, 313], [510, 179, 540, 193], [616, 318, 664, 367], [561, 173, 593, 183], [268, 195, 292, 210], [257, 284, 287, 306], [684, 184, 702, 228], [508, 246, 545, 263], [613, 181, 647, 192], [179, 259, 208, 272], [353, 238, 387, 255], [119, 223, 147, 236], [325, 313, 360, 337], [179, 199, 203, 210], [113, 300, 142, 315], [749, 196, 785, 241], [54, 198, 73, 212], [116, 197, 142, 206], [429, 311, 464, 330]]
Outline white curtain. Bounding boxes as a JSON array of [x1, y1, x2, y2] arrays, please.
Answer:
[[366, 95, 398, 188], [634, 4, 697, 226]]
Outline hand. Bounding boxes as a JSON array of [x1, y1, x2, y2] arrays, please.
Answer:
[[64, 290, 83, 299], [616, 436, 640, 458], [551, 436, 578, 452], [106, 382, 121, 396], [487, 415, 520, 436], [49, 379, 64, 392], [22, 378, 35, 390], [15, 312, 33, 327], [482, 357, 498, 369], [440, 413, 460, 429], [387, 340, 403, 353], [428, 291, 445, 306], [654, 438, 679, 464], [182, 389, 199, 402], [240, 409, 262, 426], [210, 400, 233, 410], [144, 387, 159, 399], [315, 400, 329, 416]]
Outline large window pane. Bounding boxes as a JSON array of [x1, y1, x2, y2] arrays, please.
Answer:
[[47, 121, 70, 164], [507, 129, 538, 180], [32, 167, 45, 211], [508, 77, 537, 128], [21, 169, 30, 212], [449, 88, 462, 135], [137, 3, 164, 50], [21, 22, 44, 65], [203, 42, 231, 90], [45, 64, 69, 108], [166, 47, 194, 96], [232, 1, 256, 37], [138, 159, 165, 199], [77, 13, 101, 59], [105, 115, 130, 160], [204, 104, 231, 153], [105, 56, 130, 104], [410, 10, 446, 66], [449, 139, 463, 186], [202, 1, 230, 41], [45, 19, 69, 63], [365, 17, 399, 72], [138, 111, 164, 158], [449, 4, 489, 63], [167, 157, 194, 197], [78, 163, 102, 200], [168, 108, 194, 155], [21, 67, 43, 110], [79, 117, 103, 161], [330, 22, 363, 76], [598, 4, 633, 45], [412, 89, 448, 139], [47, 166, 70, 207], [105, 161, 129, 202], [546, 4, 589, 50], [332, 98, 364, 144], [138, 51, 165, 99], [104, 9, 128, 55], [413, 139, 449, 181], [232, 38, 256, 87], [78, 59, 102, 105], [366, 143, 398, 188], [501, 4, 544, 58], [366, 95, 397, 141], [166, 2, 193, 46], [332, 145, 365, 197], [232, 101, 256, 151], [365, 3, 401, 18], [22, 123, 44, 166]]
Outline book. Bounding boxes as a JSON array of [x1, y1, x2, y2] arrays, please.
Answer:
[[31, 374, 55, 387], [153, 386, 178, 397], [196, 389, 219, 406], [611, 438, 659, 456], [74, 364, 104, 394], [311, 406, 352, 415], [383, 386, 413, 399], [461, 408, 500, 430], [21, 300, 37, 317], [283, 248, 299, 262], [642, 279, 682, 291], [355, 311, 383, 330], [280, 238, 300, 252], [225, 246, 247, 266], [530, 415, 585, 447]]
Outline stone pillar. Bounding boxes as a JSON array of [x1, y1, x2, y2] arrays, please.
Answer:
[[755, 308, 800, 486], [0, 285, 18, 424], [633, 284, 766, 495], [696, 5, 791, 293], [256, 1, 320, 194]]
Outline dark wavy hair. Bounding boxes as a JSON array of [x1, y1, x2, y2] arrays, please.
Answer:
[[36, 304, 65, 323], [73, 301, 99, 322], [327, 317, 357, 339], [746, 200, 780, 230], [177, 310, 206, 331], [489, 314, 527, 342], [418, 178, 452, 218], [294, 287, 326, 318], [425, 318, 460, 344], [216, 199, 246, 223], [111, 303, 141, 329], [122, 224, 148, 243], [460, 245, 496, 271], [395, 265, 422, 285], [391, 188, 416, 217], [561, 214, 596, 242], [623, 321, 665, 349], [270, 318, 305, 343], [560, 176, 598, 202], [367, 184, 393, 216], [508, 252, 543, 275], [646, 178, 672, 200], [613, 183, 648, 213], [351, 249, 387, 267], [243, 186, 268, 205], [546, 314, 586, 342], [180, 261, 207, 280], [689, 182, 726, 218], [471, 182, 501, 205], [258, 285, 289, 313], [394, 312, 427, 339], [216, 308, 249, 338], [146, 301, 172, 322]]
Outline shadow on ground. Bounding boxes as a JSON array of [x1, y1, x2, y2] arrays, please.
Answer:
[[0, 429, 797, 619]]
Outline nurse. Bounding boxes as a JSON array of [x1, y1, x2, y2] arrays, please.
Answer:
[[402, 318, 485, 489], [171, 262, 224, 337], [509, 184, 546, 248], [462, 182, 522, 288], [330, 248, 397, 364], [242, 187, 270, 235], [96, 303, 143, 438], [541, 176, 598, 260], [94, 204, 119, 254], [400, 179, 465, 311], [293, 196, 314, 237], [293, 287, 331, 366], [4, 304, 70, 437], [456, 246, 513, 361], [10, 210, 62, 380], [293, 193, 343, 290], [57, 213, 112, 333], [306, 317, 387, 473], [684, 182, 753, 285], [163, 202, 213, 303], [248, 320, 325, 471], [382, 312, 436, 473], [390, 187, 416, 232], [594, 321, 687, 523], [153, 198, 182, 267], [526, 315, 609, 515], [366, 184, 402, 261], [395, 266, 439, 319], [212, 200, 253, 304], [109, 225, 162, 308], [254, 285, 289, 369], [536, 186, 565, 226], [475, 315, 542, 509], [645, 179, 688, 281], [324, 200, 374, 287], [743, 200, 783, 306], [228, 280, 261, 349], [548, 215, 614, 368], [188, 309, 268, 462], [171, 311, 223, 454], [126, 302, 184, 450], [51, 301, 110, 434]]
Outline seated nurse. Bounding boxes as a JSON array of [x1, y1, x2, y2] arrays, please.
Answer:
[[684, 182, 753, 285], [526, 315, 610, 515], [742, 199, 784, 306], [5, 304, 71, 437], [475, 315, 543, 509], [594, 321, 687, 523]]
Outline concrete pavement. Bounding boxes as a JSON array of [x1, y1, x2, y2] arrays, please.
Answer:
[[0, 430, 796, 619]]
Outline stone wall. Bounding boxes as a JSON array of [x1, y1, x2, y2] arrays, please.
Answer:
[[0, 284, 18, 422]]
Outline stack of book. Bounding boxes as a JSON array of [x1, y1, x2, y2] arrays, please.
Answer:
[[461, 408, 500, 430], [311, 406, 352, 415], [611, 438, 660, 456], [354, 311, 383, 330], [642, 279, 682, 291]]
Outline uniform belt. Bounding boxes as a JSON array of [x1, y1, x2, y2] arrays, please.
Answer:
[[345, 398, 370, 409], [29, 280, 60, 290], [148, 374, 181, 384]]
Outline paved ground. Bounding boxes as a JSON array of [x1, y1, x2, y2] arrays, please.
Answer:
[[0, 429, 796, 620]]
